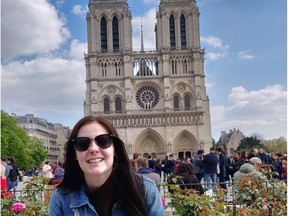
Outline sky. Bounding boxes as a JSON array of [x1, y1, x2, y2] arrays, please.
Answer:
[[1, 0, 287, 141]]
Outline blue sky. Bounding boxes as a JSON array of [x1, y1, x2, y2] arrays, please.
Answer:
[[1, 0, 287, 140]]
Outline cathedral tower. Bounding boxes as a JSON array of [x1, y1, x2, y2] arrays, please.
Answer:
[[84, 0, 212, 159]]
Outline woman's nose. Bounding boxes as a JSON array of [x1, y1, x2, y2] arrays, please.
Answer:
[[88, 139, 100, 152]]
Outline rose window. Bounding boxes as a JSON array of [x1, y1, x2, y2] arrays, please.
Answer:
[[136, 86, 159, 110]]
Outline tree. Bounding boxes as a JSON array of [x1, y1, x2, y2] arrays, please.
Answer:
[[261, 137, 287, 153], [1, 111, 48, 169], [237, 136, 263, 152]]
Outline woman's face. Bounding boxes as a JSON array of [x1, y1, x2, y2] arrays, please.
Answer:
[[75, 121, 115, 187]]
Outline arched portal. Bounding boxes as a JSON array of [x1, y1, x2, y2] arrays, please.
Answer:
[[133, 128, 166, 158], [173, 130, 197, 160]]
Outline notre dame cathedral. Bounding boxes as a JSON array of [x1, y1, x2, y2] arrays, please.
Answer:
[[83, 0, 212, 159]]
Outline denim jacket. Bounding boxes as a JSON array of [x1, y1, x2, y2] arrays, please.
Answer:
[[48, 176, 164, 216]]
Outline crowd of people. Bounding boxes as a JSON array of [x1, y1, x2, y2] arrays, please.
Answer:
[[0, 156, 65, 196], [1, 115, 286, 215], [129, 146, 287, 195]]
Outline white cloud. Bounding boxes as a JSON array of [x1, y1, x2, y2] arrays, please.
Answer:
[[211, 85, 287, 139], [1, 0, 70, 61], [71, 4, 88, 16], [56, 0, 65, 7], [201, 36, 229, 60], [132, 9, 157, 50], [143, 0, 160, 5], [238, 51, 255, 60], [1, 56, 85, 114], [69, 40, 87, 60]]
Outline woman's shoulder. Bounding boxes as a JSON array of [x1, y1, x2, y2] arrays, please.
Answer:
[[141, 174, 155, 185]]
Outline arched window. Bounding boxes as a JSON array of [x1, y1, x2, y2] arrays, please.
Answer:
[[169, 15, 175, 48], [184, 95, 190, 110], [174, 95, 179, 111], [115, 97, 122, 113], [112, 16, 119, 52], [101, 17, 107, 52], [104, 98, 110, 113], [180, 14, 186, 48]]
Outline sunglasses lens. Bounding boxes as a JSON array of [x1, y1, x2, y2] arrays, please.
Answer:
[[95, 134, 112, 149], [73, 137, 90, 151]]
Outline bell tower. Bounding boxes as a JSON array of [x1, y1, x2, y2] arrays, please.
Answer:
[[84, 0, 212, 158]]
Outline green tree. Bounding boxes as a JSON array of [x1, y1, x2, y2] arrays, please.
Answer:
[[262, 137, 287, 153], [237, 136, 263, 152], [1, 111, 48, 169]]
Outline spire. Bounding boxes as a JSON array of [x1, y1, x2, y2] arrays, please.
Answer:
[[140, 17, 144, 53]]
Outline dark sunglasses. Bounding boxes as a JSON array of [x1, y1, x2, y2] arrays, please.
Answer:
[[72, 134, 117, 151]]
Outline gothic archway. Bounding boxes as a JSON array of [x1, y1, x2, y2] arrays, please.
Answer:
[[173, 130, 197, 160], [133, 128, 166, 157]]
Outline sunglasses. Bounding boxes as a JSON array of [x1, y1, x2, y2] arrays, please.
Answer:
[[72, 134, 117, 151]]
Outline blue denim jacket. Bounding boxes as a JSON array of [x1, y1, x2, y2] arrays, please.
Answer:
[[48, 176, 164, 216]]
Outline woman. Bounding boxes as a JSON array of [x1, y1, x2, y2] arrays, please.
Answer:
[[48, 116, 164, 216], [174, 163, 204, 194], [49, 162, 65, 185]]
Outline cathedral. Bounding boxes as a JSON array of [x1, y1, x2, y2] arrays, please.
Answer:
[[84, 0, 212, 159]]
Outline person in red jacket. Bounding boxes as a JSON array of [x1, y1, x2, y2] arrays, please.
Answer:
[[1, 164, 12, 198]]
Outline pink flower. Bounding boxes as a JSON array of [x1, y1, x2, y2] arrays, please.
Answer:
[[161, 197, 165, 206], [11, 203, 26, 213], [263, 201, 269, 206]]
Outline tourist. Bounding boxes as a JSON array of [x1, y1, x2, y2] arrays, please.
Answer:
[[147, 154, 156, 170], [247, 148, 258, 160], [281, 156, 287, 184], [154, 159, 163, 179], [5, 157, 20, 191], [49, 116, 164, 215], [42, 161, 53, 179], [238, 151, 249, 167], [193, 150, 204, 183], [233, 157, 270, 188], [203, 147, 219, 190], [49, 162, 65, 184], [216, 147, 227, 190], [135, 157, 161, 191], [172, 162, 204, 194]]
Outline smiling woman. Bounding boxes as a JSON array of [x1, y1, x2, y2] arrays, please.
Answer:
[[48, 115, 164, 216]]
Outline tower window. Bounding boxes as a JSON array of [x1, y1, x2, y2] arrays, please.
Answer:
[[184, 95, 190, 110], [174, 95, 179, 111], [180, 14, 186, 48], [169, 15, 175, 48], [101, 17, 107, 52], [112, 16, 119, 52], [115, 97, 122, 113], [104, 98, 110, 113]]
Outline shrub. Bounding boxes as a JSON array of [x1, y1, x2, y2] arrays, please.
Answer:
[[1, 176, 49, 216]]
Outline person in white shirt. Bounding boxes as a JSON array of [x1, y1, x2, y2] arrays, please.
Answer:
[[42, 161, 53, 179]]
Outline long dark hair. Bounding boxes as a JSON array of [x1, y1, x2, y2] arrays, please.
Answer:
[[58, 116, 147, 216], [176, 162, 196, 176]]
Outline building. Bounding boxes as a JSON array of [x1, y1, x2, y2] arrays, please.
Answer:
[[53, 123, 71, 163], [14, 114, 70, 162], [84, 0, 212, 159], [217, 129, 245, 155], [14, 114, 58, 161]]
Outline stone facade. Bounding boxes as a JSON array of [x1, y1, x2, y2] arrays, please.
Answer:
[[217, 129, 245, 155], [84, 0, 212, 159], [14, 114, 58, 161], [53, 123, 71, 163]]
